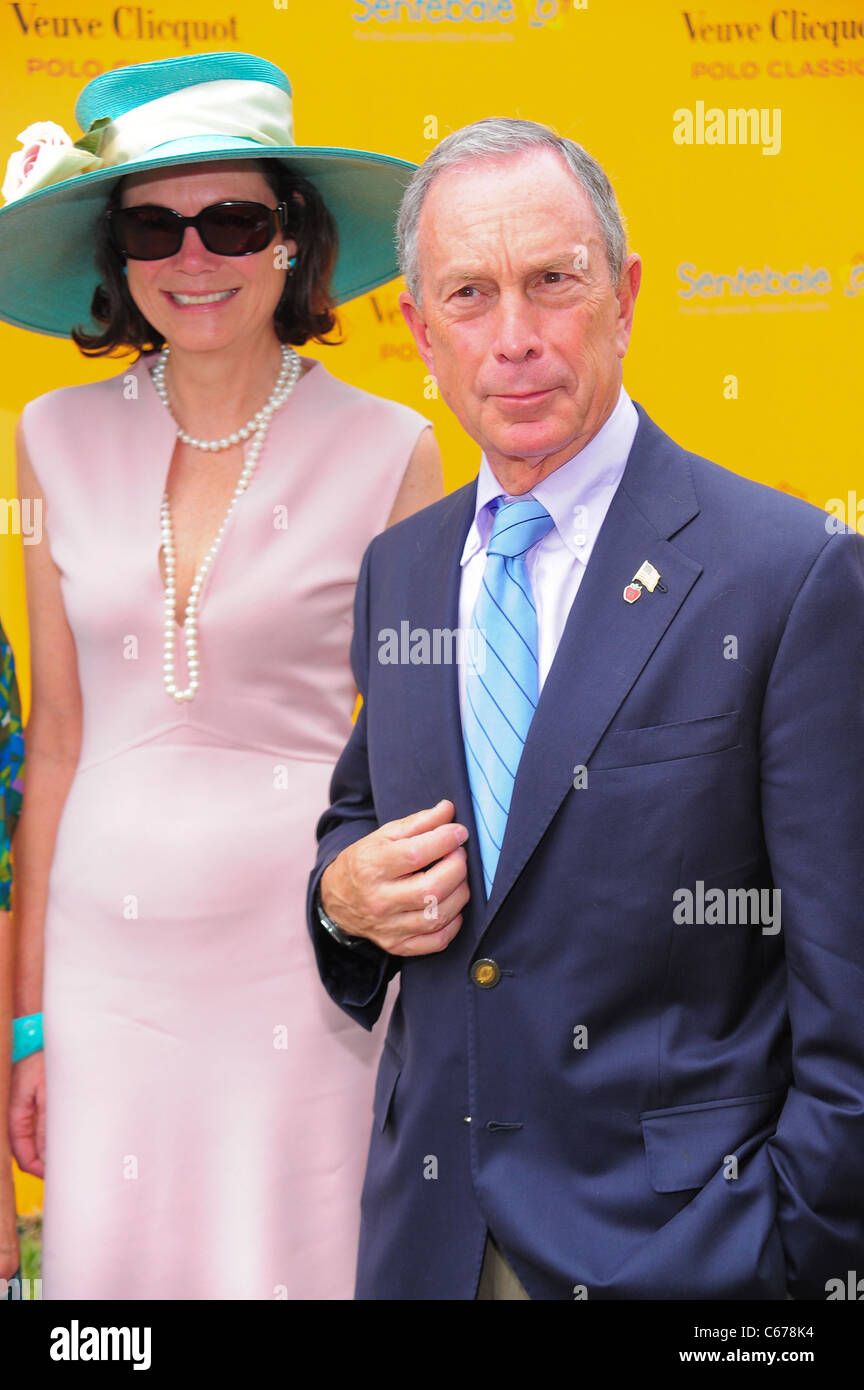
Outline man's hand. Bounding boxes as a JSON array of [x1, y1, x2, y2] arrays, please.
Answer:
[[320, 800, 470, 956]]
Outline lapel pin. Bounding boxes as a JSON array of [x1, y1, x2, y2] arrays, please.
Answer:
[[634, 561, 661, 591], [623, 562, 666, 604]]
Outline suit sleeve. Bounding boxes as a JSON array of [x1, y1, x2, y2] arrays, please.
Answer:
[[760, 528, 864, 1298], [306, 539, 400, 1030]]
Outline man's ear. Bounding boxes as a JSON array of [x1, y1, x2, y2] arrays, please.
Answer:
[[615, 252, 642, 360], [399, 290, 435, 374]]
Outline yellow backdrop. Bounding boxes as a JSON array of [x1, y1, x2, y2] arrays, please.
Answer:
[[2, 0, 862, 1213]]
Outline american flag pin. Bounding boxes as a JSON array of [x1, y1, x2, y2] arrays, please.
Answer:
[[634, 561, 662, 592], [624, 562, 664, 603]]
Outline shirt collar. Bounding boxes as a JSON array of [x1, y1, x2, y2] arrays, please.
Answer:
[[460, 385, 638, 567]]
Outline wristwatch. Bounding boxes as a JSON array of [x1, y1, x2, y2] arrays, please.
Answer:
[[315, 883, 366, 949]]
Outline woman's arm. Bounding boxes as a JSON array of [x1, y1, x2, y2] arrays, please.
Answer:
[[385, 427, 444, 528], [8, 421, 83, 1178]]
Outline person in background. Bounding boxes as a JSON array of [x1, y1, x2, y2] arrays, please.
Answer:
[[1, 619, 24, 1292]]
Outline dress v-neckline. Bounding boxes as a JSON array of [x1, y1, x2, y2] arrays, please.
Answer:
[[139, 353, 318, 631]]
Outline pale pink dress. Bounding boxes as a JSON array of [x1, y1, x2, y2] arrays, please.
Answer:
[[20, 354, 430, 1299]]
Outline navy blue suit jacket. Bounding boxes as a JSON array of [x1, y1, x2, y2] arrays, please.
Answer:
[[307, 404, 864, 1300]]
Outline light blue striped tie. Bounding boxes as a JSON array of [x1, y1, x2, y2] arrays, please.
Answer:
[[463, 496, 555, 896]]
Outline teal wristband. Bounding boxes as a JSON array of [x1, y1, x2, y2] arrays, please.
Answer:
[[12, 1012, 43, 1063]]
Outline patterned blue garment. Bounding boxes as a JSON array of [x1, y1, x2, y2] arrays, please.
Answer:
[[0, 620, 24, 911]]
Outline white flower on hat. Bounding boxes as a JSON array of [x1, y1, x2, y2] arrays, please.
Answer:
[[2, 120, 102, 203]]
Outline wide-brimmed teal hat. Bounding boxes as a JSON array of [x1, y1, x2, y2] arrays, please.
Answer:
[[0, 50, 417, 337]]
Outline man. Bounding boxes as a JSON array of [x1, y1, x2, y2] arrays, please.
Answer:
[[306, 118, 864, 1300]]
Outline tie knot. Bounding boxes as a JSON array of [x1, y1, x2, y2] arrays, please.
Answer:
[[487, 496, 554, 559]]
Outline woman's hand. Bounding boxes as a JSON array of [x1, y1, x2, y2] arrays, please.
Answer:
[[9, 1050, 45, 1179]]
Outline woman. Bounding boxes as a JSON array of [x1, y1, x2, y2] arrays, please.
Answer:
[[1, 621, 24, 1291], [1, 52, 442, 1298]]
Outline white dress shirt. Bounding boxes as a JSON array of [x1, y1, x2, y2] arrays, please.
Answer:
[[458, 385, 639, 728]]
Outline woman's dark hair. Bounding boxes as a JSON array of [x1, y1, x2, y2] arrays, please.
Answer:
[[71, 159, 342, 357]]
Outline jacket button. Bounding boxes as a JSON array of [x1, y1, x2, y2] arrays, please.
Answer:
[[470, 958, 501, 989]]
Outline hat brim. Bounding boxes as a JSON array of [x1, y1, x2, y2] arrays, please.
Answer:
[[0, 143, 417, 337]]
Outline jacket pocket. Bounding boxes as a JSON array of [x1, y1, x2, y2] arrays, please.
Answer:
[[372, 1039, 403, 1132], [591, 710, 740, 770], [639, 1088, 786, 1193]]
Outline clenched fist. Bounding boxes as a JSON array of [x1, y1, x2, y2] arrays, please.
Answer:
[[320, 799, 470, 957]]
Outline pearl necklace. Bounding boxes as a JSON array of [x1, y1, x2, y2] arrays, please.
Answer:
[[152, 343, 302, 702], [151, 342, 299, 450]]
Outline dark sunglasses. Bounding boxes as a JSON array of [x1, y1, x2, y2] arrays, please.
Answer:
[[106, 200, 290, 260]]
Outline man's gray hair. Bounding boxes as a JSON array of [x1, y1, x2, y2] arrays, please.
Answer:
[[396, 117, 627, 303]]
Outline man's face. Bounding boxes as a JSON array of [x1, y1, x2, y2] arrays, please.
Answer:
[[400, 148, 641, 494]]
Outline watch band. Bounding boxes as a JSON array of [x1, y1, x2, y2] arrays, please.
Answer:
[[315, 884, 365, 949]]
